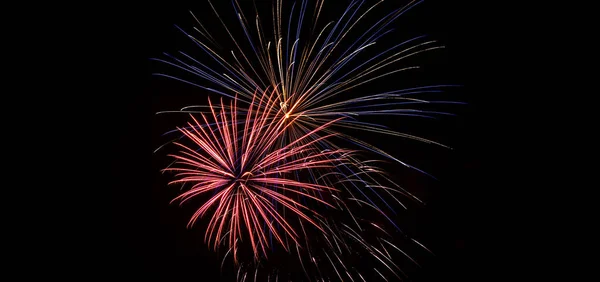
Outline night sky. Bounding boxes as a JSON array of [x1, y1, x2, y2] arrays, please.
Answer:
[[108, 1, 488, 281]]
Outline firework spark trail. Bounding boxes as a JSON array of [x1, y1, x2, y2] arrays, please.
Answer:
[[236, 215, 426, 282], [164, 88, 361, 262]]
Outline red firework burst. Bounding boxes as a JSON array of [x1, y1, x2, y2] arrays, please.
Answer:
[[164, 88, 353, 262]]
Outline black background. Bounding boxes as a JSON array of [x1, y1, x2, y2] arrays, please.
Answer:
[[107, 0, 492, 281]]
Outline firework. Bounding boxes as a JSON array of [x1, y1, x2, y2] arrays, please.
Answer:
[[154, 0, 459, 170], [164, 88, 359, 262], [154, 0, 458, 280]]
